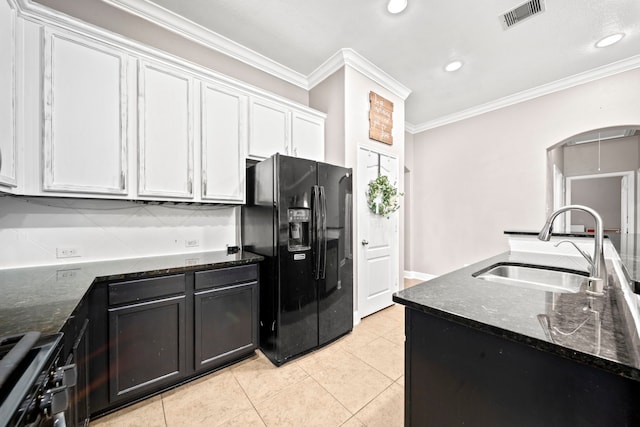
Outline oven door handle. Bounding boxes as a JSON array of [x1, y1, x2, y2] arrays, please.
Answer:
[[0, 331, 41, 388]]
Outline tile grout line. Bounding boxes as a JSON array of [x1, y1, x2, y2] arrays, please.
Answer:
[[345, 338, 404, 383], [298, 369, 355, 426], [160, 393, 169, 427], [228, 361, 288, 426]]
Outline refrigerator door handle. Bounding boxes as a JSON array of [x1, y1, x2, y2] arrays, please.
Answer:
[[320, 185, 327, 279], [313, 185, 321, 280]]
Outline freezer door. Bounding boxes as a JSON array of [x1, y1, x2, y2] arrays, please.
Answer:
[[275, 155, 319, 361], [317, 162, 353, 345]]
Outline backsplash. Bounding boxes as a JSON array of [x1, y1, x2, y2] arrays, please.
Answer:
[[0, 196, 238, 269]]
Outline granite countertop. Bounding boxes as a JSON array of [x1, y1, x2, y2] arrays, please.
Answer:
[[393, 251, 640, 382], [0, 250, 263, 339]]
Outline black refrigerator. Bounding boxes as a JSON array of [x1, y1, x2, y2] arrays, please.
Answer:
[[242, 154, 353, 366]]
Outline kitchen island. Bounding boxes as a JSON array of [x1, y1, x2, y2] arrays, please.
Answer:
[[393, 250, 640, 426]]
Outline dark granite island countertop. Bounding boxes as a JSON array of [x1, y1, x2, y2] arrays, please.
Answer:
[[0, 250, 263, 338], [393, 250, 640, 382]]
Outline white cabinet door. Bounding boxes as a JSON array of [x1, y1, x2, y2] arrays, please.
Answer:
[[42, 30, 128, 194], [201, 82, 246, 203], [0, 1, 16, 188], [291, 110, 324, 162], [138, 60, 194, 198], [248, 97, 289, 159]]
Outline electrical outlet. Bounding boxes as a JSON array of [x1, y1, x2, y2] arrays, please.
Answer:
[[185, 239, 200, 248], [56, 247, 81, 259], [56, 269, 79, 281]]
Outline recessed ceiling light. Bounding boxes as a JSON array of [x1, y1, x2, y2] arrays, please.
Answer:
[[595, 33, 625, 48], [387, 0, 407, 14], [445, 60, 463, 72]]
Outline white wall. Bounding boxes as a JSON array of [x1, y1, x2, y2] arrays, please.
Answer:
[[412, 67, 640, 276], [0, 196, 238, 269]]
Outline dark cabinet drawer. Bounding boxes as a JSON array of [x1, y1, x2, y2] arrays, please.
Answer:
[[108, 274, 185, 306], [195, 264, 258, 290]]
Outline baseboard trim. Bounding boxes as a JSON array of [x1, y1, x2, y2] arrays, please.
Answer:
[[404, 270, 437, 281]]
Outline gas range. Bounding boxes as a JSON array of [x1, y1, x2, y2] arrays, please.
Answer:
[[0, 332, 75, 427]]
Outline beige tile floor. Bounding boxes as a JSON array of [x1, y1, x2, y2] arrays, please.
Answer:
[[91, 279, 424, 427]]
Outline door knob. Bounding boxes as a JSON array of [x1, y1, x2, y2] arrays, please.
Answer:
[[361, 239, 369, 246]]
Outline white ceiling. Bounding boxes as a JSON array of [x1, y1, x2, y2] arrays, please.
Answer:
[[108, 0, 640, 129]]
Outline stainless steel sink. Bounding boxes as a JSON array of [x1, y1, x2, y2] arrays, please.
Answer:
[[472, 263, 588, 293]]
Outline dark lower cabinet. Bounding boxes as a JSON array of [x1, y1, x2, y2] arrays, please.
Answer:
[[68, 319, 90, 427], [404, 307, 640, 426], [62, 294, 90, 427], [194, 281, 258, 371], [108, 295, 187, 402], [89, 263, 259, 418]]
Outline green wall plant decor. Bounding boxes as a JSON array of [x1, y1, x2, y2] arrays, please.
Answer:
[[366, 175, 402, 218]]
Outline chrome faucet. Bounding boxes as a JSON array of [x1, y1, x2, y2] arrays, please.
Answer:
[[538, 205, 606, 294]]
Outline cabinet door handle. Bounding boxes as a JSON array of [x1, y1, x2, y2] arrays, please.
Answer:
[[202, 175, 207, 196], [293, 147, 298, 157], [120, 172, 125, 190], [188, 179, 193, 194], [362, 239, 369, 246]]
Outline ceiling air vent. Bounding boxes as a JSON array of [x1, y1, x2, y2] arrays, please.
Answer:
[[501, 0, 545, 29]]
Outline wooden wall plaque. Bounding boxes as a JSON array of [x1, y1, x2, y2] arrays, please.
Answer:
[[369, 91, 393, 145]]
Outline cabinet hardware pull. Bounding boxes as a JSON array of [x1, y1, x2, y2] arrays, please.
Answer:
[[120, 172, 125, 190], [188, 179, 193, 194], [202, 176, 207, 195]]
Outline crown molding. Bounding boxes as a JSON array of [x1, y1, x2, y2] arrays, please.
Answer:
[[308, 48, 412, 101], [99, 0, 308, 88], [404, 122, 418, 134], [410, 54, 640, 134], [103, 1, 413, 100]]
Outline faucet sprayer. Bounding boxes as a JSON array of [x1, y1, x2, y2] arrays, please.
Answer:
[[538, 205, 606, 295]]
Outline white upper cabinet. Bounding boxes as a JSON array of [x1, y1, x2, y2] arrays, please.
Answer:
[[248, 96, 325, 162], [0, 0, 16, 189], [248, 97, 290, 160], [42, 29, 128, 195], [291, 110, 325, 162], [7, 9, 327, 202], [138, 60, 194, 199], [201, 82, 246, 203]]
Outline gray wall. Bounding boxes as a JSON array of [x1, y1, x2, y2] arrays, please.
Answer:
[[571, 177, 622, 231], [404, 131, 414, 272], [309, 67, 346, 166], [564, 136, 640, 177], [412, 67, 640, 276]]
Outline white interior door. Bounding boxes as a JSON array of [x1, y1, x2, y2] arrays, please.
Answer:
[[358, 148, 399, 318]]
